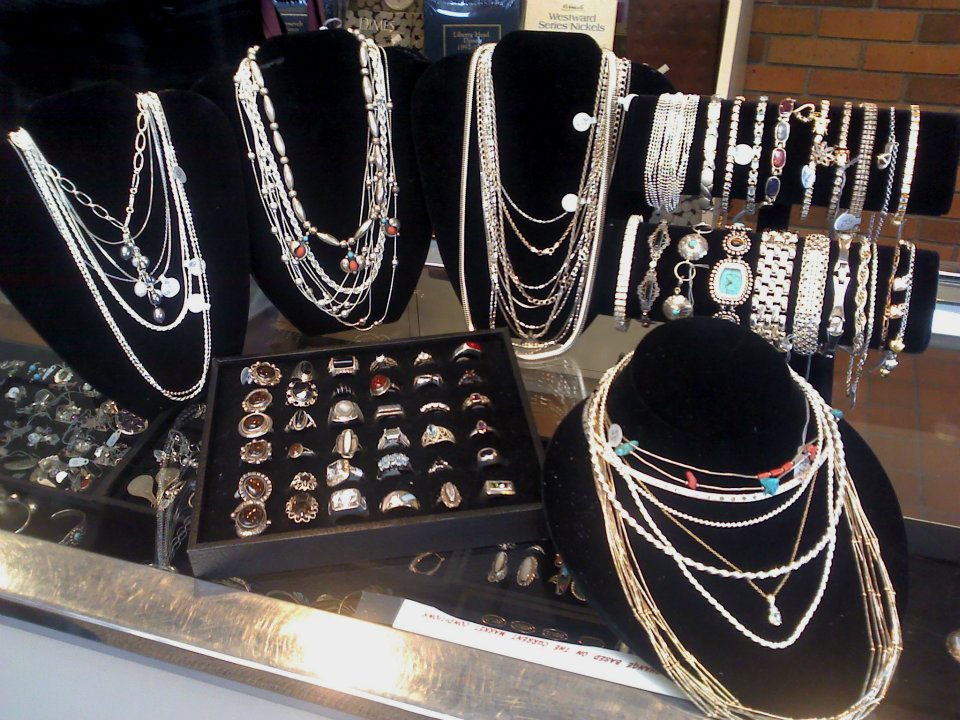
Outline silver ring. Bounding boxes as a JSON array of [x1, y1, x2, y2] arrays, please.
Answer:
[[331, 383, 354, 399], [374, 403, 406, 422], [244, 361, 282, 386], [420, 401, 451, 414], [239, 412, 273, 438], [328, 356, 359, 376], [458, 369, 482, 386], [232, 499, 270, 537], [477, 447, 502, 468], [329, 487, 369, 520], [481, 480, 516, 498], [370, 374, 399, 397], [328, 399, 364, 425], [238, 471, 273, 501], [289, 471, 318, 492], [469, 419, 498, 438], [437, 481, 462, 509], [422, 424, 455, 446], [286, 380, 318, 407], [287, 442, 315, 459], [50, 509, 86, 546], [334, 428, 362, 458], [369, 354, 399, 372], [327, 458, 365, 487], [453, 341, 483, 362], [285, 409, 316, 432], [413, 351, 435, 366], [462, 393, 492, 411], [240, 439, 272, 464], [428, 458, 453, 474], [292, 360, 314, 382], [380, 490, 420, 513], [413, 373, 444, 391], [377, 452, 414, 480], [286, 493, 319, 523], [378, 427, 410, 451], [242, 388, 273, 413]]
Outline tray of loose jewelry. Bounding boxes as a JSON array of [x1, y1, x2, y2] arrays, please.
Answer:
[[187, 329, 546, 578]]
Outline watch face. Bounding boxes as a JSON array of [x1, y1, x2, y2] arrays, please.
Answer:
[[710, 260, 752, 305], [383, 0, 413, 10]]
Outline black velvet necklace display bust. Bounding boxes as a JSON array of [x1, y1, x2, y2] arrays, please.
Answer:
[[543, 317, 908, 717], [411, 30, 675, 336], [0, 82, 250, 418], [195, 29, 431, 336]]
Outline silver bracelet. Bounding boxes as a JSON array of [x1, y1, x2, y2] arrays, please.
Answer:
[[744, 96, 768, 216], [799, 100, 830, 220], [615, 215, 643, 331], [718, 96, 744, 224], [637, 220, 672, 325], [824, 231, 855, 357], [763, 97, 794, 206], [827, 102, 853, 227], [701, 95, 722, 219], [790, 233, 830, 356], [836, 102, 878, 232], [644, 93, 699, 215], [750, 230, 797, 349]]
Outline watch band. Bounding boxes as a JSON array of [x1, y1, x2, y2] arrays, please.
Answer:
[[750, 230, 798, 348], [879, 239, 916, 377], [614, 215, 643, 331], [790, 233, 830, 356], [824, 232, 855, 357]]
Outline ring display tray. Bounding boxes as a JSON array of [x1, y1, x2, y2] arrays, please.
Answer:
[[188, 329, 546, 578]]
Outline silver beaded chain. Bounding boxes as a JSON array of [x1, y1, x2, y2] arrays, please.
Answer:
[[234, 30, 400, 329]]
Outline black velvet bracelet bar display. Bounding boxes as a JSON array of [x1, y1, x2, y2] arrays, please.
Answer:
[[591, 220, 938, 354], [542, 317, 908, 717], [188, 329, 545, 579], [194, 29, 432, 336], [0, 83, 250, 419], [411, 30, 675, 323], [617, 96, 960, 219]]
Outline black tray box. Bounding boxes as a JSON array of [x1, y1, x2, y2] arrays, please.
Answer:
[[187, 329, 547, 578]]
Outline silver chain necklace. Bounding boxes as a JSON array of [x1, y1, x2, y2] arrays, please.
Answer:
[[459, 43, 631, 360], [8, 92, 212, 401], [234, 29, 400, 329]]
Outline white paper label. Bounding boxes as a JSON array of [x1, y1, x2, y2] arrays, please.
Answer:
[[392, 599, 684, 700]]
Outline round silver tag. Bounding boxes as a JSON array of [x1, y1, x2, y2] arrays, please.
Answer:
[[561, 193, 580, 213], [733, 143, 755, 165], [572, 112, 595, 132]]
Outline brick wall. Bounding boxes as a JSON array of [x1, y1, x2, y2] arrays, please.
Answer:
[[743, 0, 960, 260]]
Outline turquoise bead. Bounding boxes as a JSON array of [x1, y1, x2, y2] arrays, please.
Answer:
[[831, 408, 844, 419], [760, 477, 780, 496]]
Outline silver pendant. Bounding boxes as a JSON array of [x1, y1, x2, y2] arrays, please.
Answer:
[[663, 293, 693, 321]]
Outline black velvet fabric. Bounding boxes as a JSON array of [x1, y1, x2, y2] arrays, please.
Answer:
[[411, 30, 675, 335], [617, 97, 960, 219], [194, 29, 431, 335], [543, 318, 909, 717], [589, 220, 939, 353], [0, 0, 262, 129], [0, 83, 250, 418]]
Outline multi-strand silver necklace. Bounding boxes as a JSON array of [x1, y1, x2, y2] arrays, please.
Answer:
[[8, 92, 212, 402], [234, 29, 400, 329], [459, 43, 631, 361]]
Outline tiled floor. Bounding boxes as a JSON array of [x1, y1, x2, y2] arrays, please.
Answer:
[[838, 347, 960, 527]]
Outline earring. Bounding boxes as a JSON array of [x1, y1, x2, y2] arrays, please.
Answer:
[[516, 545, 546, 587], [487, 543, 514, 583]]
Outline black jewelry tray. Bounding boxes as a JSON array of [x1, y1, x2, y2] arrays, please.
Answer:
[[187, 329, 547, 578]]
